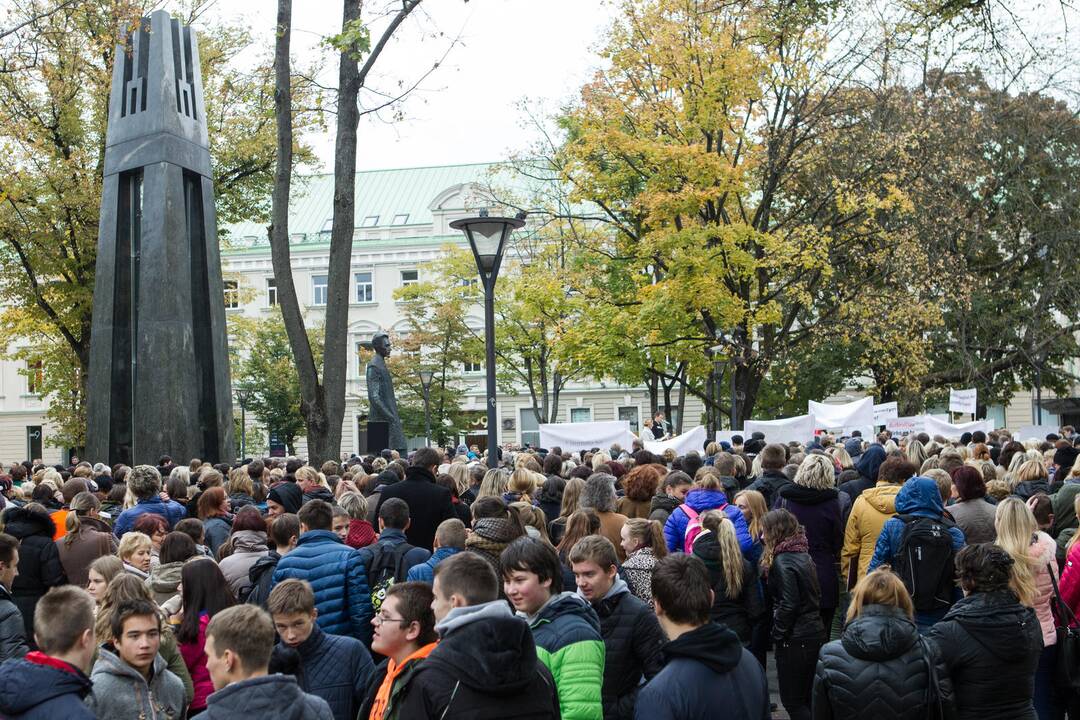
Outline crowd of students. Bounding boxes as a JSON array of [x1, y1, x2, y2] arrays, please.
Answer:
[[0, 427, 1076, 718]]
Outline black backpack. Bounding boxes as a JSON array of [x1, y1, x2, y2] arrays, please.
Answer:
[[367, 541, 414, 614], [891, 514, 957, 612]]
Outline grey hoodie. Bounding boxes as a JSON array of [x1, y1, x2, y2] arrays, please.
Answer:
[[435, 598, 514, 636], [190, 673, 332, 720], [86, 645, 186, 720]]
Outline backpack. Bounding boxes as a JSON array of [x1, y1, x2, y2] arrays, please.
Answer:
[[891, 514, 957, 612], [367, 541, 414, 613], [683, 504, 727, 553]]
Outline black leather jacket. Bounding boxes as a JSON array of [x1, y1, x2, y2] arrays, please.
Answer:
[[767, 550, 824, 642]]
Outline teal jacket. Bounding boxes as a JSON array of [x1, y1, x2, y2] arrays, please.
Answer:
[[528, 592, 605, 720]]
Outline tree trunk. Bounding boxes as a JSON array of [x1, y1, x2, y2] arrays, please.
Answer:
[[268, 0, 328, 461], [648, 370, 659, 417], [674, 366, 686, 434]]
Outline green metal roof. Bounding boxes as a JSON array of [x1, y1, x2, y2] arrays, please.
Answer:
[[222, 161, 500, 247]]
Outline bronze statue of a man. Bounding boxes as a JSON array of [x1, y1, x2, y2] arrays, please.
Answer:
[[365, 332, 406, 451]]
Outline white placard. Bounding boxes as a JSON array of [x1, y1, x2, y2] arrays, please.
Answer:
[[1016, 425, 1059, 441], [885, 414, 949, 436], [809, 397, 874, 430], [924, 415, 994, 440], [873, 402, 899, 424], [949, 388, 978, 414], [744, 414, 817, 445], [538, 420, 635, 453], [645, 425, 708, 457], [715, 431, 740, 445]]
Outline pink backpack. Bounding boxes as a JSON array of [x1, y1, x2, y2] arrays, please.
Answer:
[[682, 503, 728, 553]]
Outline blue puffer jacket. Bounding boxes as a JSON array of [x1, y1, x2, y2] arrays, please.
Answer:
[[663, 489, 752, 554], [0, 652, 95, 719], [869, 477, 966, 572], [406, 546, 461, 584], [271, 530, 371, 644], [270, 624, 375, 720], [113, 496, 187, 536]]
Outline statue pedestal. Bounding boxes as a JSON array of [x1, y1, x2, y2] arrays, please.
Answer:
[[365, 422, 389, 454]]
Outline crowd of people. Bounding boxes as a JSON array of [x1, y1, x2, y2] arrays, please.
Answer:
[[0, 425, 1076, 719]]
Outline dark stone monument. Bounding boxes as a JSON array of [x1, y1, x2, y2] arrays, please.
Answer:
[[365, 332, 406, 451], [86, 11, 235, 465]]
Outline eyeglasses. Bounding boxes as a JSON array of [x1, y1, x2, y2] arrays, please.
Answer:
[[372, 613, 409, 626]]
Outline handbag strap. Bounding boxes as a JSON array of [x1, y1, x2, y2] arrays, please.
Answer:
[[917, 636, 944, 717], [1047, 562, 1080, 628]]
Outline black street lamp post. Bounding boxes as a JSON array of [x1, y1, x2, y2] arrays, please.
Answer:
[[419, 370, 434, 447], [234, 387, 252, 459], [450, 210, 525, 469]]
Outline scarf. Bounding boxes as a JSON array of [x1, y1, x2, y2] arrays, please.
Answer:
[[368, 642, 437, 720], [774, 531, 809, 556]]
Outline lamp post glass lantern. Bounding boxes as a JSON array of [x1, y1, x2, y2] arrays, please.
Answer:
[[419, 370, 435, 447], [450, 211, 525, 468], [233, 387, 252, 459]]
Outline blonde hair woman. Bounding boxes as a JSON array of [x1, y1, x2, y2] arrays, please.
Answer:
[[690, 510, 762, 644], [815, 568, 950, 720], [505, 467, 536, 505], [1011, 459, 1050, 499], [476, 468, 510, 500], [905, 439, 928, 470], [548, 476, 585, 546], [620, 518, 666, 603], [994, 497, 1058, 688], [734, 489, 767, 544], [117, 531, 153, 579], [830, 446, 854, 471]]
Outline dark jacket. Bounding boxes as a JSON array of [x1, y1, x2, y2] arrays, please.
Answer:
[[112, 496, 187, 536], [814, 605, 955, 720], [648, 494, 680, 526], [271, 529, 371, 643], [768, 545, 824, 642], [244, 550, 280, 606], [269, 623, 375, 720], [396, 600, 561, 719], [1012, 479, 1051, 501], [55, 515, 116, 588], [776, 484, 844, 610], [191, 673, 332, 720], [203, 515, 233, 557], [746, 469, 792, 509], [374, 466, 455, 550], [928, 590, 1043, 720], [634, 622, 769, 720], [0, 584, 28, 661], [302, 486, 335, 505], [583, 577, 665, 720], [840, 445, 887, 501], [537, 477, 564, 523], [358, 527, 431, 584], [0, 651, 94, 719], [692, 532, 763, 643], [227, 492, 255, 511], [3, 507, 65, 645], [405, 546, 461, 584]]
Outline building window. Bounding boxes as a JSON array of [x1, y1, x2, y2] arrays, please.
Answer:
[[312, 274, 328, 306], [266, 277, 277, 306], [355, 271, 374, 303], [356, 342, 365, 377], [360, 215, 379, 228], [464, 360, 482, 373], [459, 277, 478, 289], [570, 407, 592, 423], [320, 218, 334, 234], [27, 361, 43, 395], [224, 280, 239, 309], [392, 213, 409, 225], [520, 408, 540, 448], [400, 269, 419, 287], [618, 406, 640, 433]]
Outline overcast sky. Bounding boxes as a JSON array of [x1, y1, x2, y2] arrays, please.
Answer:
[[212, 0, 618, 171]]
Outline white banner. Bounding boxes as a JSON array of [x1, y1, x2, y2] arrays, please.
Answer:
[[924, 415, 994, 440], [715, 431, 740, 445], [645, 425, 708, 457], [809, 398, 874, 430], [873, 402, 899, 424], [1016, 425, 1059, 441], [538, 420, 635, 453], [744, 414, 816, 445], [885, 414, 949, 436], [949, 388, 978, 414]]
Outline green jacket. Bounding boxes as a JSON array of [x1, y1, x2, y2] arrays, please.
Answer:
[[528, 592, 605, 720]]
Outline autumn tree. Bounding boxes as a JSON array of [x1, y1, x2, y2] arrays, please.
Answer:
[[0, 0, 318, 449]]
